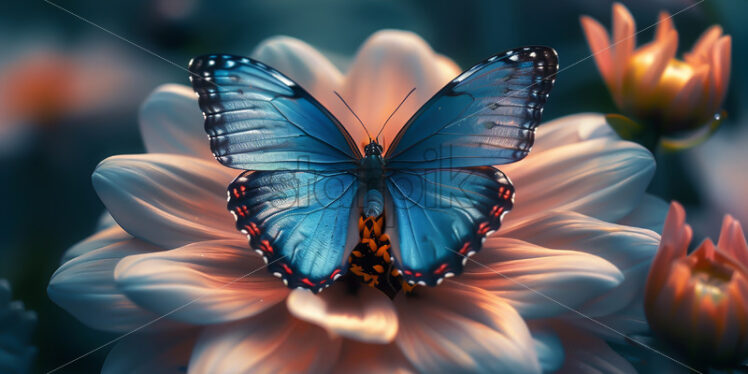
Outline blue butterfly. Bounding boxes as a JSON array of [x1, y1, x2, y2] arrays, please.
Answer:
[[189, 46, 557, 292]]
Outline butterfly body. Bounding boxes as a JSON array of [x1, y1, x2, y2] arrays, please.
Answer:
[[360, 140, 386, 217], [189, 46, 557, 293]]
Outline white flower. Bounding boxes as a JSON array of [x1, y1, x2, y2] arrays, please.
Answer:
[[48, 30, 667, 373]]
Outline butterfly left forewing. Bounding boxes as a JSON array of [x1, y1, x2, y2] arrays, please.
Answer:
[[190, 54, 363, 291]]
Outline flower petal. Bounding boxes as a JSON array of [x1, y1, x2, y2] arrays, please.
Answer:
[[286, 284, 398, 344], [331, 341, 417, 374], [645, 202, 691, 309], [93, 153, 240, 248], [501, 117, 655, 225], [500, 210, 660, 317], [612, 3, 636, 103], [251, 36, 343, 118], [102, 329, 197, 374], [61, 224, 131, 263], [139, 84, 214, 160], [464, 237, 622, 319], [617, 193, 669, 233], [48, 236, 180, 332], [341, 30, 461, 148], [718, 214, 748, 265], [529, 113, 617, 154], [555, 326, 637, 374], [188, 305, 341, 374], [394, 283, 540, 373], [529, 326, 565, 373], [580, 15, 614, 88], [115, 239, 288, 325]]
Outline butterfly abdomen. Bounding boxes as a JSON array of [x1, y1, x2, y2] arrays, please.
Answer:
[[347, 214, 407, 298]]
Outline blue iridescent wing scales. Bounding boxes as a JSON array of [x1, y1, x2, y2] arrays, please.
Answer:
[[385, 167, 514, 285], [189, 54, 361, 171], [228, 170, 360, 291], [383, 46, 556, 285], [385, 46, 558, 169]]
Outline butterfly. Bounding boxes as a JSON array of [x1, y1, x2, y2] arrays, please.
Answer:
[[188, 46, 557, 292]]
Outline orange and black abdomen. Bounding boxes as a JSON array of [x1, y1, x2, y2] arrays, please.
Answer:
[[347, 214, 412, 298]]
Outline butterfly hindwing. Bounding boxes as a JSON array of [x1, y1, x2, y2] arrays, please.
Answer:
[[189, 54, 361, 171], [385, 167, 514, 285], [228, 170, 360, 290], [385, 46, 557, 169]]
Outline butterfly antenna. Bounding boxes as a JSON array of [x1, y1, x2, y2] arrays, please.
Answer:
[[375, 87, 416, 140], [334, 91, 371, 139]]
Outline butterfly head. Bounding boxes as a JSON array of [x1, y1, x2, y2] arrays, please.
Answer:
[[364, 140, 383, 156]]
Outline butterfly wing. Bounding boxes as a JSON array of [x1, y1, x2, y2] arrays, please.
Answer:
[[190, 54, 363, 290], [228, 170, 360, 291], [384, 46, 557, 169], [383, 47, 557, 285], [385, 167, 514, 285], [189, 54, 361, 171]]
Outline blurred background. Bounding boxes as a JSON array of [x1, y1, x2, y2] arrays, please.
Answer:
[[0, 0, 745, 372]]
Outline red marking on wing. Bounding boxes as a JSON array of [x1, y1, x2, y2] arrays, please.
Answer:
[[434, 263, 448, 275], [235, 205, 250, 218], [259, 239, 274, 254], [490, 205, 504, 218], [330, 269, 341, 279], [459, 242, 471, 255], [301, 278, 315, 287], [477, 222, 490, 235], [281, 263, 293, 275]]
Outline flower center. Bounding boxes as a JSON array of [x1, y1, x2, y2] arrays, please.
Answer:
[[690, 256, 735, 301]]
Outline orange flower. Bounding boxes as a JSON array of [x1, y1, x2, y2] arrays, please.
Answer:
[[581, 3, 731, 133], [645, 202, 748, 365]]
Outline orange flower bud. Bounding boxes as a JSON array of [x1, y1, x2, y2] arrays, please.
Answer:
[[645, 202, 748, 365], [581, 3, 731, 134]]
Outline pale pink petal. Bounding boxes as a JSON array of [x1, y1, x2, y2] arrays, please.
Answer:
[[710, 35, 731, 111], [341, 30, 460, 149], [286, 284, 398, 344], [567, 299, 648, 344], [251, 36, 343, 121], [555, 326, 637, 374], [499, 211, 660, 317], [617, 193, 670, 232], [654, 12, 675, 43], [645, 201, 691, 309], [394, 283, 540, 373], [115, 239, 288, 325], [139, 84, 214, 161], [611, 3, 636, 104], [48, 236, 183, 332], [580, 15, 614, 88], [684, 25, 723, 65], [332, 341, 417, 374], [717, 214, 748, 265], [93, 154, 240, 248], [501, 130, 655, 225], [102, 329, 197, 374], [188, 305, 341, 374], [464, 237, 622, 319], [61, 224, 131, 263], [530, 113, 616, 154]]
